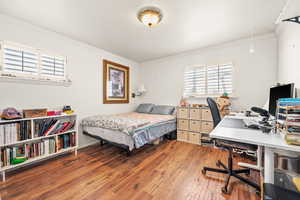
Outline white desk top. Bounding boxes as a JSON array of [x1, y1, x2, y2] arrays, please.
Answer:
[[226, 114, 260, 121], [210, 116, 300, 153]]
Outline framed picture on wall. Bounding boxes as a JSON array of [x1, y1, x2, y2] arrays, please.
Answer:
[[103, 59, 129, 104]]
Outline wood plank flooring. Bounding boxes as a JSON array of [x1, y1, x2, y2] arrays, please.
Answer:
[[0, 140, 260, 200]]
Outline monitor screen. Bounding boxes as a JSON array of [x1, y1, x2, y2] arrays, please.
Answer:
[[269, 83, 294, 116]]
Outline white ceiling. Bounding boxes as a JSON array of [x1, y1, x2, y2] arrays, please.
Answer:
[[0, 0, 290, 62]]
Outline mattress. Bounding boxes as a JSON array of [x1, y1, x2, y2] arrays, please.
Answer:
[[82, 112, 177, 150]]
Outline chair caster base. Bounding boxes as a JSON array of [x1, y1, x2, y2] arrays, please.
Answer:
[[255, 190, 260, 196], [222, 187, 230, 194]]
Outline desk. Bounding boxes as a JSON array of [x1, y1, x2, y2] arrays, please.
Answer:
[[210, 116, 300, 184]]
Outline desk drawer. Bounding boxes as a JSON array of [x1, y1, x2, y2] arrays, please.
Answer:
[[177, 130, 188, 141], [177, 119, 189, 130], [189, 120, 201, 132], [202, 109, 213, 121], [201, 121, 213, 133], [190, 108, 201, 120], [177, 108, 189, 119], [188, 132, 201, 144]]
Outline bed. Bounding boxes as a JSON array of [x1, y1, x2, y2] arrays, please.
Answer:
[[81, 105, 176, 155]]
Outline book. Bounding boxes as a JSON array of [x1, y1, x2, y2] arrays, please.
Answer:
[[59, 122, 70, 133], [279, 98, 300, 102], [44, 120, 60, 136]]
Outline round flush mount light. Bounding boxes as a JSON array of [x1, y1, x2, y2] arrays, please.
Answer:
[[137, 6, 163, 27]]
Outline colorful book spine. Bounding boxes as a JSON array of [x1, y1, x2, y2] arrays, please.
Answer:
[[34, 119, 75, 137], [0, 121, 31, 146], [0, 138, 59, 167], [279, 98, 300, 106]]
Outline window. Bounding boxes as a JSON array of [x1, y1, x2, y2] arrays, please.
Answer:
[[0, 41, 68, 83], [2, 44, 38, 76], [41, 55, 66, 78], [184, 66, 206, 96], [184, 63, 233, 97]]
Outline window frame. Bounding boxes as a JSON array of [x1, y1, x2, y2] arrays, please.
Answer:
[[183, 63, 235, 98], [0, 41, 40, 79], [0, 41, 69, 84]]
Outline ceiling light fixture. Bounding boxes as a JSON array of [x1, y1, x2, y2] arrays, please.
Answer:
[[137, 6, 163, 27]]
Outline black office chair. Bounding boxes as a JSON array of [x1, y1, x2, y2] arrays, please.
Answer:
[[202, 97, 260, 194]]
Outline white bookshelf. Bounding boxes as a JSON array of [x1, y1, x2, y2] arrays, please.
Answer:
[[0, 114, 78, 182]]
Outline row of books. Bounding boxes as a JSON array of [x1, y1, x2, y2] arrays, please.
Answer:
[[0, 133, 75, 167], [0, 121, 32, 146], [34, 119, 75, 137], [0, 138, 56, 167], [57, 133, 76, 150], [277, 98, 300, 145]]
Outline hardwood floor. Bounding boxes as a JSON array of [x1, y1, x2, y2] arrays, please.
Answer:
[[0, 140, 260, 200]]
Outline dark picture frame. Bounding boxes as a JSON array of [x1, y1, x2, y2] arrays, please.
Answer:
[[103, 59, 129, 104]]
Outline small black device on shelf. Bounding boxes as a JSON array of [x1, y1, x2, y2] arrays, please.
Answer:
[[251, 107, 270, 123], [63, 105, 72, 112], [250, 107, 272, 133]]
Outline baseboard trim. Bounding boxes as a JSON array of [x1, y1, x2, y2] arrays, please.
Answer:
[[78, 141, 99, 150]]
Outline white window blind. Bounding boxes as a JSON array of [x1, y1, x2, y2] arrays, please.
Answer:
[[2, 45, 38, 75], [184, 67, 206, 97], [0, 41, 69, 84], [41, 55, 65, 78], [184, 64, 233, 97]]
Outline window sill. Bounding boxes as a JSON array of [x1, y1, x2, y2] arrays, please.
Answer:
[[0, 76, 72, 87]]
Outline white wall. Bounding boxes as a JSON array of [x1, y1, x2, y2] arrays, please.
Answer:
[[277, 22, 300, 94], [140, 34, 278, 111], [0, 14, 141, 147]]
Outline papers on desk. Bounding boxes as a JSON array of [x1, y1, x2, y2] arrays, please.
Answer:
[[229, 112, 259, 118], [221, 118, 262, 130], [243, 119, 259, 127], [220, 118, 248, 129]]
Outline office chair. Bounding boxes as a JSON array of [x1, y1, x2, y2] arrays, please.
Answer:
[[202, 97, 260, 194]]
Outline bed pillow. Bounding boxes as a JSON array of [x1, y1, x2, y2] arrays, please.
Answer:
[[150, 105, 175, 115], [135, 103, 154, 113]]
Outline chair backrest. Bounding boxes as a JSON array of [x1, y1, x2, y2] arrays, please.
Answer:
[[207, 97, 222, 128]]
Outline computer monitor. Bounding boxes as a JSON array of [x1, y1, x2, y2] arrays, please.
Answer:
[[269, 83, 294, 116]]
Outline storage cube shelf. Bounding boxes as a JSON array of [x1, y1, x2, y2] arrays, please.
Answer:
[[0, 114, 78, 182], [177, 107, 213, 145]]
